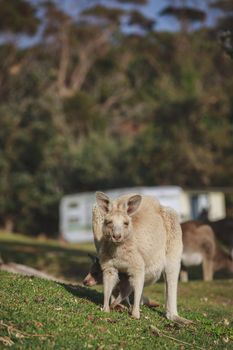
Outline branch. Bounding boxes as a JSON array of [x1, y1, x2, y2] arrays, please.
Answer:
[[57, 24, 70, 95], [70, 29, 112, 92]]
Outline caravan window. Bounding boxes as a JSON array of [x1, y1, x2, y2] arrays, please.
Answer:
[[68, 202, 79, 209], [67, 217, 80, 232]]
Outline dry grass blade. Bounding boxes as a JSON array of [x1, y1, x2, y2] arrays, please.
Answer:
[[0, 336, 14, 346], [150, 325, 162, 337], [150, 325, 205, 350], [0, 321, 54, 339]]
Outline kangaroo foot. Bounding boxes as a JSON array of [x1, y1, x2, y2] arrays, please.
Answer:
[[131, 309, 140, 319], [171, 315, 194, 325]]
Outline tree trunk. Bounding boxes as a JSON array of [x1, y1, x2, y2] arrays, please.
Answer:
[[4, 217, 14, 232]]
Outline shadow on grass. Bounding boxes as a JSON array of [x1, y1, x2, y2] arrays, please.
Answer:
[[0, 240, 90, 255], [60, 282, 166, 320], [0, 239, 95, 281], [61, 283, 103, 305]]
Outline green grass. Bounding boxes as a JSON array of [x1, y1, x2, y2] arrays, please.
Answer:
[[0, 272, 232, 349], [0, 232, 232, 349]]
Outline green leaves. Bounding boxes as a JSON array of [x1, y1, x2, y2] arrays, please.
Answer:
[[0, 1, 233, 235], [160, 6, 206, 23], [0, 0, 40, 35]]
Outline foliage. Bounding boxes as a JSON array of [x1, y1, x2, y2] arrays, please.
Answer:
[[160, 6, 206, 22], [0, 0, 233, 235], [209, 0, 233, 31], [0, 0, 39, 35]]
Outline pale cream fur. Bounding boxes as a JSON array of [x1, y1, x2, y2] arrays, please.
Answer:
[[92, 204, 104, 253], [94, 192, 188, 322], [91, 204, 159, 308]]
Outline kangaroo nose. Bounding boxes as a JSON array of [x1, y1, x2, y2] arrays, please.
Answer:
[[83, 277, 96, 286], [113, 233, 121, 241]]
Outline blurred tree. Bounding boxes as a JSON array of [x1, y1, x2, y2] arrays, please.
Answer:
[[128, 10, 155, 32], [0, 0, 39, 36], [160, 1, 206, 32], [42, 1, 113, 97], [1, 0, 233, 235], [218, 30, 233, 58], [117, 0, 148, 4], [0, 93, 76, 234], [209, 0, 233, 31], [63, 91, 106, 137]]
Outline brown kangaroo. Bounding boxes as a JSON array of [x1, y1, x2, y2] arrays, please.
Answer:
[[180, 221, 233, 281]]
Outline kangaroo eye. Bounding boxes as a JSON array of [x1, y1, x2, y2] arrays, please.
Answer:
[[106, 220, 113, 226], [124, 222, 129, 226]]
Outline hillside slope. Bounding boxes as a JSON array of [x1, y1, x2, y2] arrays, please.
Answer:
[[0, 271, 232, 349]]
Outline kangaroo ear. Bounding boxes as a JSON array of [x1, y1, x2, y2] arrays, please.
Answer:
[[96, 192, 111, 215], [127, 195, 142, 216]]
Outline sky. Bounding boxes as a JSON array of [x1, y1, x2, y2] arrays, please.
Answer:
[[8, 0, 219, 48], [143, 0, 185, 31], [132, 0, 218, 32], [58, 0, 219, 32]]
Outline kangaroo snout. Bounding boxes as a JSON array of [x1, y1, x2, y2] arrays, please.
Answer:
[[83, 274, 97, 287], [112, 232, 122, 241]]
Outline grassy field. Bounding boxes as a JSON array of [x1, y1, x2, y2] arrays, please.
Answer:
[[0, 231, 95, 282], [0, 232, 233, 349]]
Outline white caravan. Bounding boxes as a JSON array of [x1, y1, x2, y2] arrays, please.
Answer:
[[59, 186, 225, 243]]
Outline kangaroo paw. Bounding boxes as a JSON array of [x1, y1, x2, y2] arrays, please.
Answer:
[[131, 309, 140, 319], [171, 315, 194, 325]]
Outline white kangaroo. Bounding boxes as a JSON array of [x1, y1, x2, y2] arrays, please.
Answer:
[[96, 191, 190, 323]]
